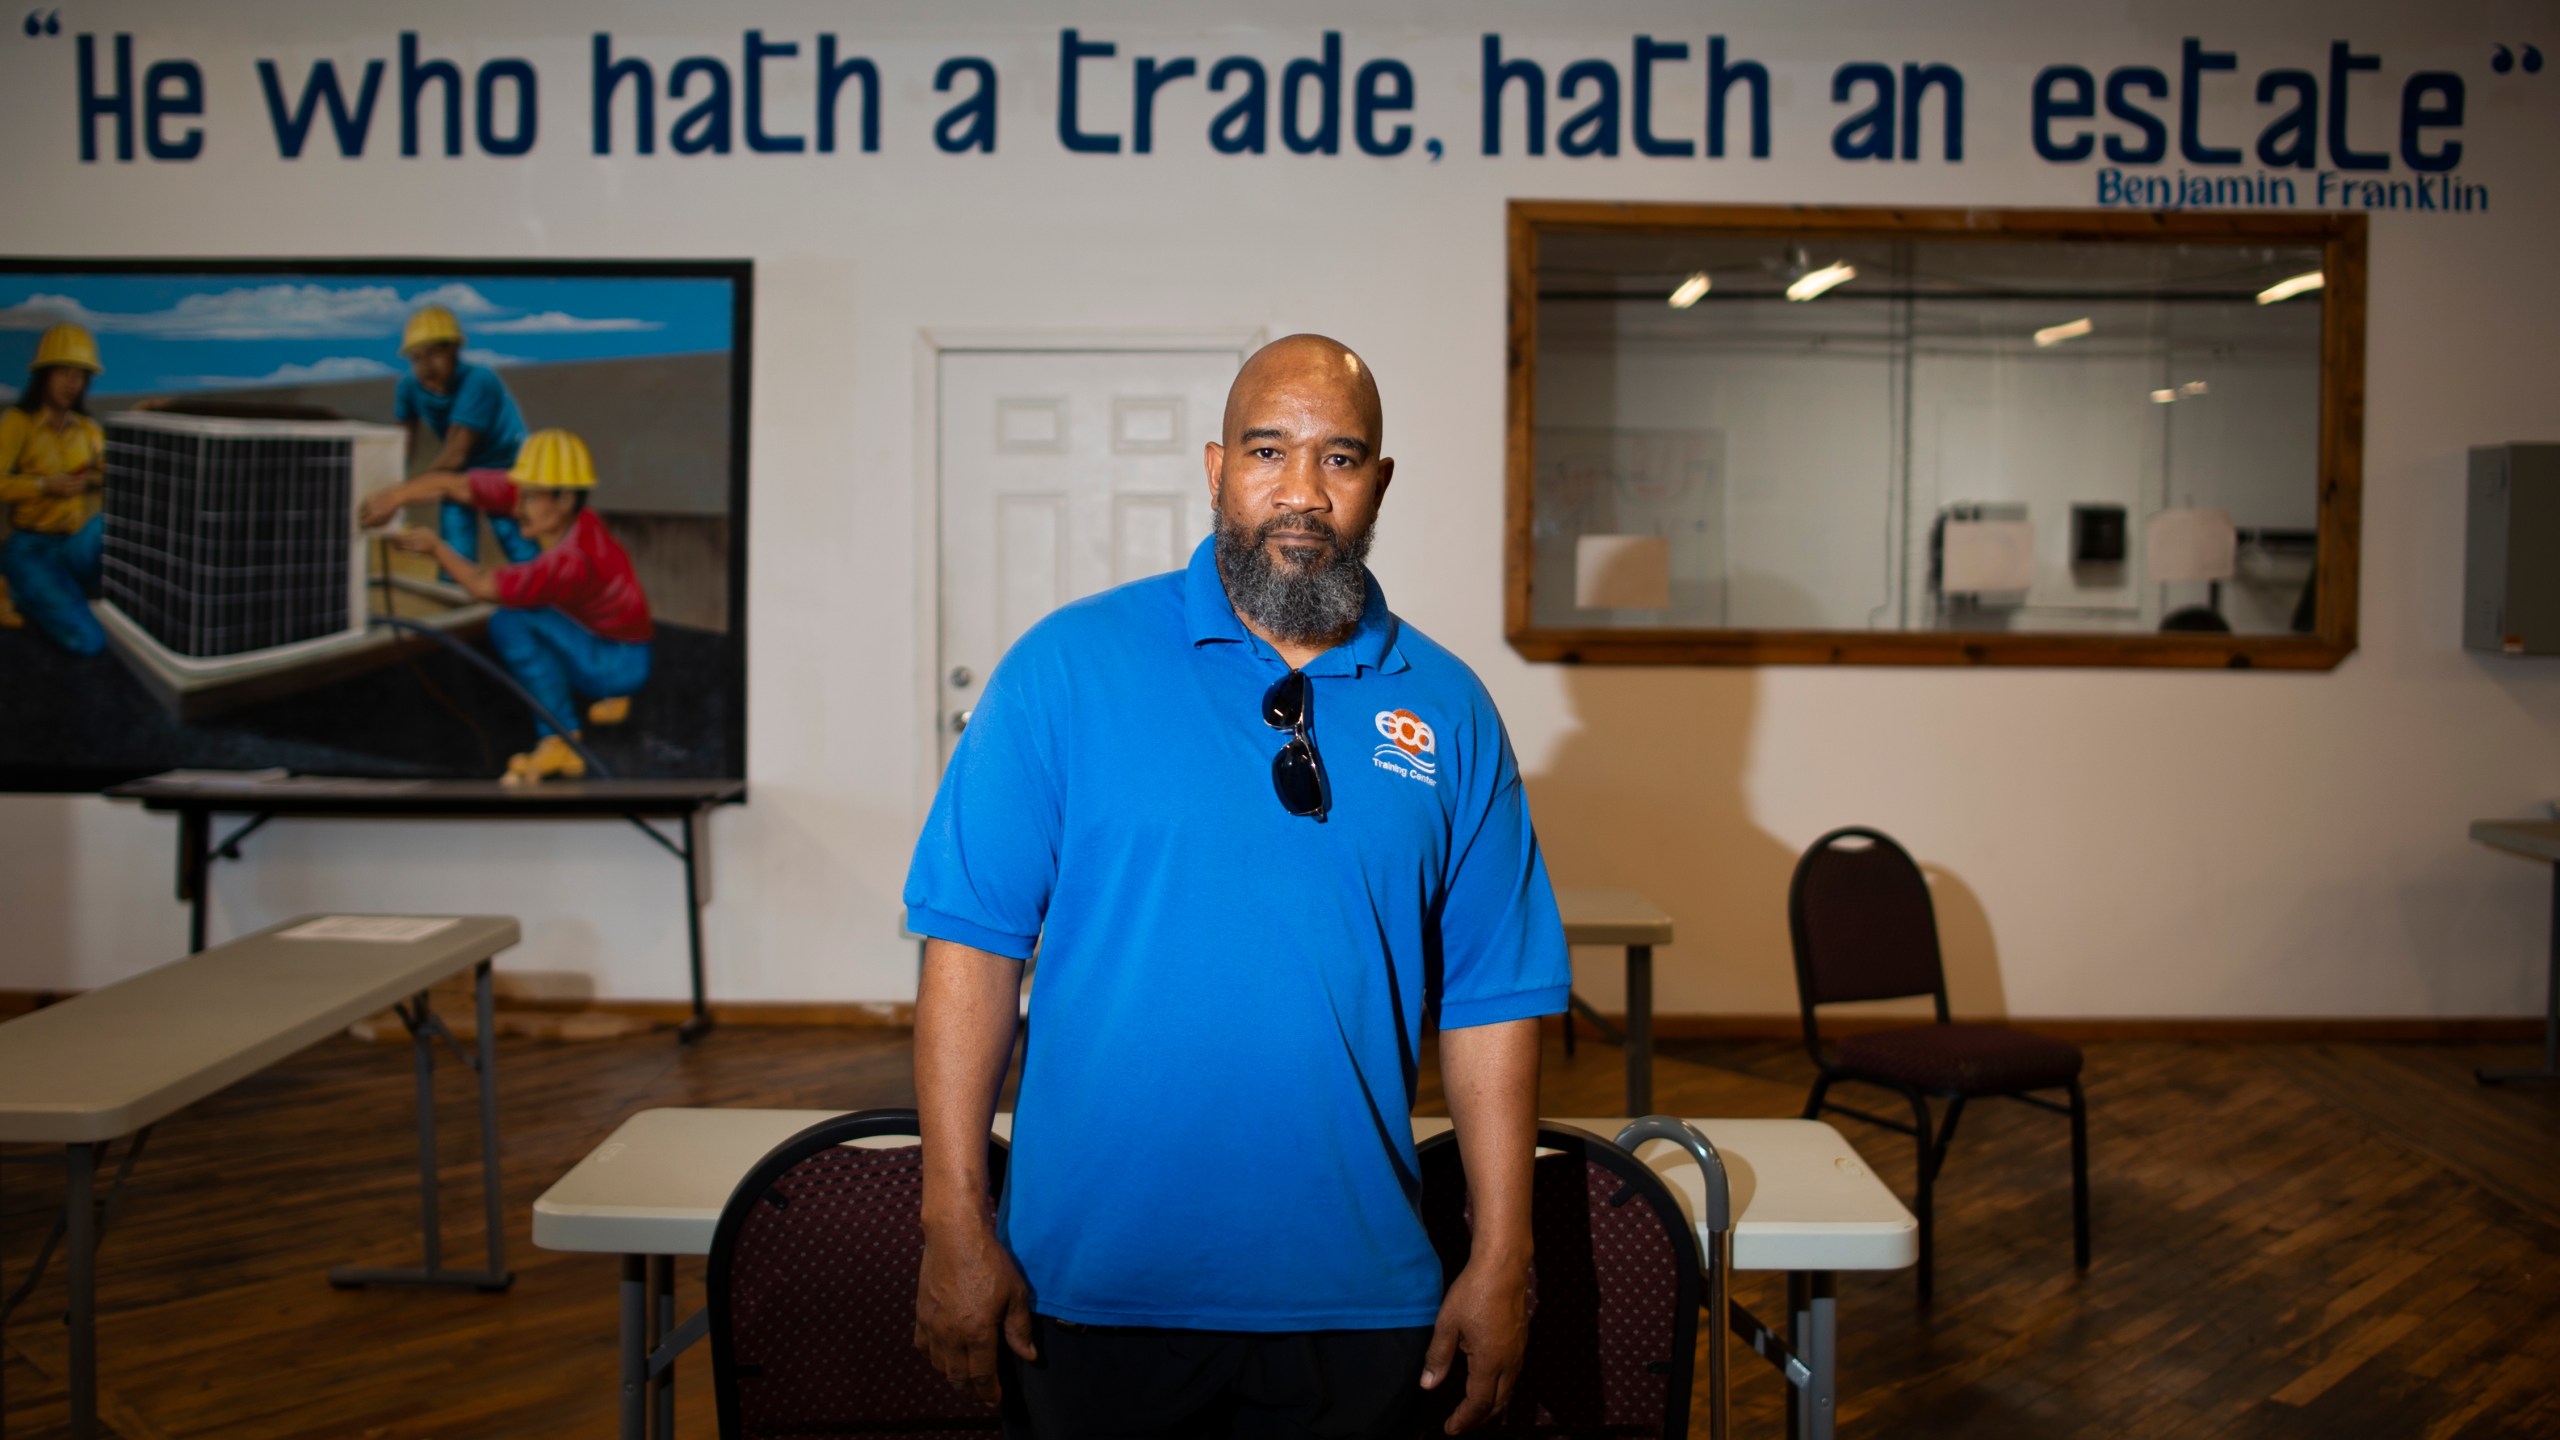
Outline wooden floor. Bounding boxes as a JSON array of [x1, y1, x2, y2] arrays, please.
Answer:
[[2, 1024, 2556, 1438]]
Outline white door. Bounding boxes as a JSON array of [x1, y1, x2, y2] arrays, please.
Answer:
[[937, 349, 1243, 764]]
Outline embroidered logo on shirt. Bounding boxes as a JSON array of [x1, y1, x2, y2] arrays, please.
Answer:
[[1372, 709, 1438, 786]]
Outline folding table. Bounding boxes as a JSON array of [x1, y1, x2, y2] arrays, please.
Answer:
[[109, 776, 742, 1042], [533, 1108, 1913, 1440], [2470, 819, 2560, 1084], [1556, 887, 1676, 1114], [0, 914, 520, 1440]]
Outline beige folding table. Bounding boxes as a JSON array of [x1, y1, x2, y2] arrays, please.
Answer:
[[0, 914, 520, 1440], [1556, 887, 1677, 1114], [534, 1108, 1913, 1440]]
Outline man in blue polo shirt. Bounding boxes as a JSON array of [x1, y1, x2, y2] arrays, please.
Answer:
[[906, 335, 1569, 1437], [391, 303, 535, 569]]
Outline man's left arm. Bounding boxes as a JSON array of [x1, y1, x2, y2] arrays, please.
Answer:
[[1423, 1016, 1539, 1432], [1419, 700, 1574, 1432]]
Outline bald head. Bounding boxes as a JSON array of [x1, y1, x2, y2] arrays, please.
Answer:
[[1204, 334, 1395, 656], [1221, 334, 1383, 453]]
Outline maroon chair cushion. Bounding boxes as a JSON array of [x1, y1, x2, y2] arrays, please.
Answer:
[[723, 1142, 1000, 1437], [1835, 1022, 2084, 1094]]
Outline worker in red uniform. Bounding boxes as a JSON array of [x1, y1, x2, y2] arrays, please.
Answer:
[[359, 429, 652, 784]]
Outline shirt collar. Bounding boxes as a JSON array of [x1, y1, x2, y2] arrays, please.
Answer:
[[1182, 535, 1406, 677]]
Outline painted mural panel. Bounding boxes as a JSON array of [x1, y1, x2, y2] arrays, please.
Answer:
[[0, 260, 749, 789]]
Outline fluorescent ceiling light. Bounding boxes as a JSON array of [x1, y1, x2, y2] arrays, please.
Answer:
[[2256, 270, 2324, 305], [2034, 317, 2094, 348], [2179, 380, 2209, 397], [1786, 262, 1857, 302], [1667, 272, 1711, 309], [2149, 388, 2178, 404]]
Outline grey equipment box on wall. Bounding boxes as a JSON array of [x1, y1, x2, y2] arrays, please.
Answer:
[[2466, 444, 2560, 656]]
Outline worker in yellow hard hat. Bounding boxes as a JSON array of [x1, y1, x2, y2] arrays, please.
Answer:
[[0, 323, 109, 655], [393, 303, 534, 577], [360, 429, 654, 784]]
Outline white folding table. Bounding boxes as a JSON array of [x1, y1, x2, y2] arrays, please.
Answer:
[[534, 1109, 1914, 1440], [0, 914, 521, 1440], [1555, 888, 1676, 1115]]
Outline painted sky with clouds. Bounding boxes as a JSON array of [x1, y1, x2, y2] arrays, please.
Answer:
[[0, 273, 733, 398]]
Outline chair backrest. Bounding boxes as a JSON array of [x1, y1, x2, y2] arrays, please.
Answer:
[[1416, 1124, 1702, 1439], [708, 1108, 1009, 1440], [1788, 826, 1951, 1057]]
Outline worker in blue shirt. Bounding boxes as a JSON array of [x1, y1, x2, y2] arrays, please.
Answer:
[[905, 335, 1569, 1438], [392, 304, 535, 570]]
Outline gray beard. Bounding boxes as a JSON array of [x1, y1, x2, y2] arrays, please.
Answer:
[[1213, 511, 1375, 645]]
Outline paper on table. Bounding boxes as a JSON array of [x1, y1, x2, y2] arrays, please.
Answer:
[[278, 916, 462, 944]]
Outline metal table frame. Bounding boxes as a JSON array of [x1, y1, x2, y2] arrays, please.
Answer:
[[0, 960, 512, 1440], [1563, 941, 1657, 1115], [2478, 850, 2560, 1085], [2470, 821, 2560, 1085], [1555, 889, 1675, 1116], [111, 778, 745, 1044]]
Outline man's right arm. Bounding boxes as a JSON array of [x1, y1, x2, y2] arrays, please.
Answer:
[[913, 937, 1036, 1403]]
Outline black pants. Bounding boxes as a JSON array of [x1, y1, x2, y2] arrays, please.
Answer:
[[1001, 1313, 1436, 1440]]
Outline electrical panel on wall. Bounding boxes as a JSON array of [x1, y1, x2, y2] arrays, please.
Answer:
[[2464, 444, 2560, 657]]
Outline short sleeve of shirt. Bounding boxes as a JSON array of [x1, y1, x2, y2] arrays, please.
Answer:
[[448, 366, 503, 435], [465, 469, 519, 517], [1432, 710, 1571, 1030], [392, 374, 422, 424], [901, 639, 1068, 961]]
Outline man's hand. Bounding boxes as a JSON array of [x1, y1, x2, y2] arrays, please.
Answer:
[[1420, 1252, 1529, 1432], [358, 489, 407, 528], [38, 473, 87, 498], [913, 1217, 1037, 1405], [389, 526, 442, 557]]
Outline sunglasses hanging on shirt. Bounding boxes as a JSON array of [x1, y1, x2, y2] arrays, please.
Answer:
[[1262, 669, 1330, 821]]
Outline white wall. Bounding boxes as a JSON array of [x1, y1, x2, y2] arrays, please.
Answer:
[[4, 1, 2556, 1019]]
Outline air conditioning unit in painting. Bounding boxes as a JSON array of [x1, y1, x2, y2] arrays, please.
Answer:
[[93, 412, 409, 715]]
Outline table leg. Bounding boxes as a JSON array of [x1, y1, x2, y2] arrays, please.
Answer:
[[621, 1255, 648, 1440], [679, 809, 714, 1045], [1626, 944, 1654, 1116], [178, 809, 209, 954], [2479, 862, 2560, 1085], [413, 991, 443, 1273], [645, 1245, 675, 1434], [475, 962, 510, 1280], [330, 983, 513, 1289], [1788, 1270, 1837, 1440], [65, 1143, 97, 1440]]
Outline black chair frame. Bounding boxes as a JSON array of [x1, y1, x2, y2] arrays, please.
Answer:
[[1418, 1122, 1711, 1440], [1789, 826, 2090, 1303], [707, 1107, 1011, 1440]]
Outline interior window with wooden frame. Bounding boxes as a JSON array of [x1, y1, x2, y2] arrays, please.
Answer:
[[1505, 202, 2365, 668]]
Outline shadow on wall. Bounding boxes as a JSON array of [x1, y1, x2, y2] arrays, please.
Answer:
[[1525, 664, 1798, 1018], [1522, 652, 2010, 1022]]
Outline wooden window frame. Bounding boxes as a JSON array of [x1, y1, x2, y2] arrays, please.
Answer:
[[1504, 201, 2366, 669]]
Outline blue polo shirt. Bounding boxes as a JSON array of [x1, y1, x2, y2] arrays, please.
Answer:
[[904, 537, 1570, 1331], [393, 361, 525, 470]]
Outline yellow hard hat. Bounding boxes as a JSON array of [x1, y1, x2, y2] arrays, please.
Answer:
[[400, 304, 464, 356], [509, 429, 597, 491], [32, 323, 101, 374]]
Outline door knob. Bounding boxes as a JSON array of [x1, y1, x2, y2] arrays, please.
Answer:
[[951, 709, 974, 734]]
